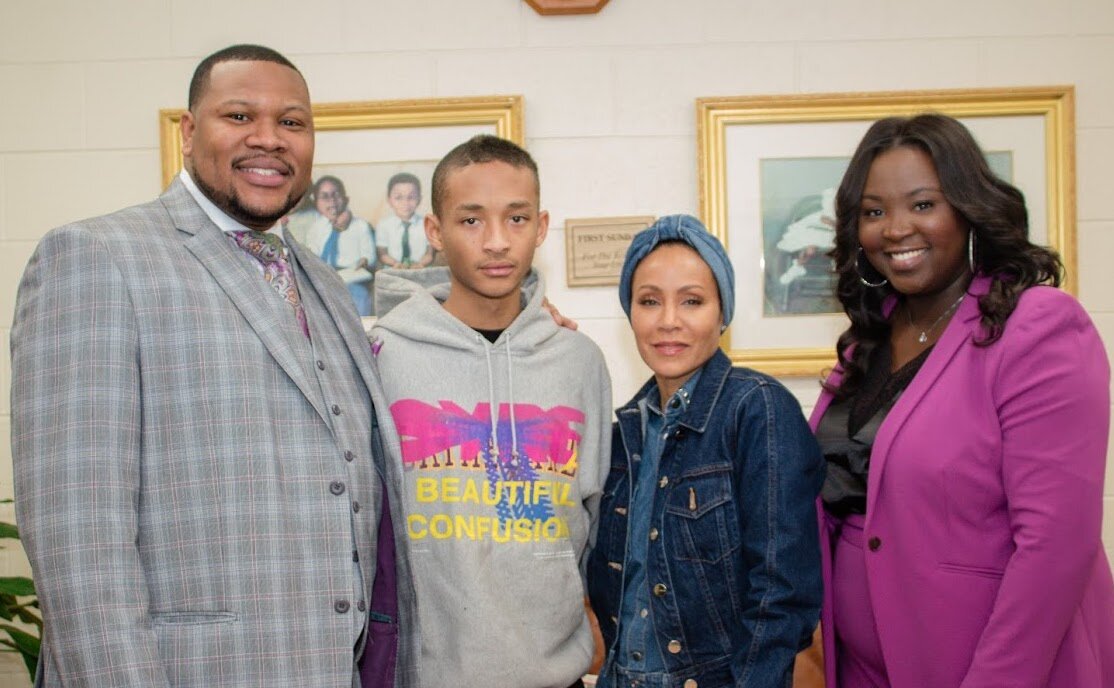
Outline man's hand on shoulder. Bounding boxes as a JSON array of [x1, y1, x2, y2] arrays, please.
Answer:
[[542, 297, 578, 331]]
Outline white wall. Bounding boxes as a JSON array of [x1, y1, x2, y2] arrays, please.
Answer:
[[2, 1, 1113, 684]]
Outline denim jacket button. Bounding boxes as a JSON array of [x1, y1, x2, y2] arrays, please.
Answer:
[[658, 476, 669, 488], [649, 527, 659, 541], [630, 651, 643, 661], [667, 639, 682, 654], [683, 680, 697, 688], [652, 583, 668, 597], [614, 506, 628, 516], [609, 561, 624, 571]]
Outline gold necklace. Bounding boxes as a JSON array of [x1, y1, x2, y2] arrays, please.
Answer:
[[906, 293, 965, 344]]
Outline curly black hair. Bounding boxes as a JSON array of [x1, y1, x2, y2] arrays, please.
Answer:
[[827, 113, 1061, 399]]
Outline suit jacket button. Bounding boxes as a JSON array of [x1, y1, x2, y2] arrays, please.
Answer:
[[344, 450, 355, 462], [334, 599, 350, 614], [667, 639, 682, 654], [357, 600, 367, 612], [652, 583, 667, 597], [868, 536, 882, 551], [331, 404, 342, 416], [329, 481, 346, 496], [316, 360, 326, 370]]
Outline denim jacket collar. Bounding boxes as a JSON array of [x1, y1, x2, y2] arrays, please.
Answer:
[[619, 349, 733, 435]]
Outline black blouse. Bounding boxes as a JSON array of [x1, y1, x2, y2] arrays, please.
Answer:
[[817, 341, 932, 517]]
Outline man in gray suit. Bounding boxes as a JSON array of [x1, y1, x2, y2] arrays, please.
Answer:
[[10, 45, 416, 687]]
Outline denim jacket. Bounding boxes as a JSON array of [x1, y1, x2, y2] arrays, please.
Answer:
[[587, 350, 824, 688]]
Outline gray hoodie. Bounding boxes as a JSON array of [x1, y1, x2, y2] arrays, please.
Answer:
[[370, 267, 611, 688]]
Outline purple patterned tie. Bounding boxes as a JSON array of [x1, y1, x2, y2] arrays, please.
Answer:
[[231, 230, 310, 338]]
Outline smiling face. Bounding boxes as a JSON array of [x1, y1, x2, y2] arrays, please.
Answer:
[[629, 242, 723, 404], [426, 160, 548, 329], [180, 60, 314, 231], [859, 145, 971, 308]]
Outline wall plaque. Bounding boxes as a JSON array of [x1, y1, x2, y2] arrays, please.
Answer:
[[564, 216, 654, 287]]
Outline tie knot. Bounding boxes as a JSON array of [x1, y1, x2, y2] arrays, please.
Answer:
[[232, 230, 285, 264]]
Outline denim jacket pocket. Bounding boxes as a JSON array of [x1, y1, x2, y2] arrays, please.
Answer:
[[665, 467, 740, 565]]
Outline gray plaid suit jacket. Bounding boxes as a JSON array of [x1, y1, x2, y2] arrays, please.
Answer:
[[10, 180, 418, 687]]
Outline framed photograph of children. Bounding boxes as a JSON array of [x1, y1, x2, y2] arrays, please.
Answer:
[[159, 95, 525, 322], [696, 86, 1075, 377]]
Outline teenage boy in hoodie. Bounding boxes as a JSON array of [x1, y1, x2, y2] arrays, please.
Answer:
[[370, 135, 611, 688]]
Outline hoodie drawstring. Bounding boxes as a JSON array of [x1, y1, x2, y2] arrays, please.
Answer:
[[505, 330, 518, 463], [483, 338, 499, 457], [480, 331, 519, 463]]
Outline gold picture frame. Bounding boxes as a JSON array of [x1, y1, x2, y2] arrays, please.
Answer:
[[697, 86, 1076, 377]]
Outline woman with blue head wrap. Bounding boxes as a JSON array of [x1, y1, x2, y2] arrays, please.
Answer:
[[587, 214, 824, 688], [617, 213, 736, 332]]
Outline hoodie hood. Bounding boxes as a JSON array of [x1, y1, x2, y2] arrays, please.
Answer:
[[373, 266, 559, 352]]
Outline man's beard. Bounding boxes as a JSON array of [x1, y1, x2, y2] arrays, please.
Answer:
[[193, 172, 305, 230]]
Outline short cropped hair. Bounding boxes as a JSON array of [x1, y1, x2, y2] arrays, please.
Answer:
[[387, 172, 422, 196], [430, 135, 539, 217], [188, 44, 302, 111]]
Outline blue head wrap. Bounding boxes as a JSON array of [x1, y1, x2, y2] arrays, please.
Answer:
[[618, 214, 735, 327]]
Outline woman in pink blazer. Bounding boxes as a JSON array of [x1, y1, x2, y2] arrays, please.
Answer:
[[811, 113, 1114, 687]]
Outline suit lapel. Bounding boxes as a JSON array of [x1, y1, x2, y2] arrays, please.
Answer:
[[864, 278, 990, 519], [161, 180, 330, 425], [809, 377, 840, 431]]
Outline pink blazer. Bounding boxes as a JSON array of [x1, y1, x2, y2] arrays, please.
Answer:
[[810, 276, 1114, 687]]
